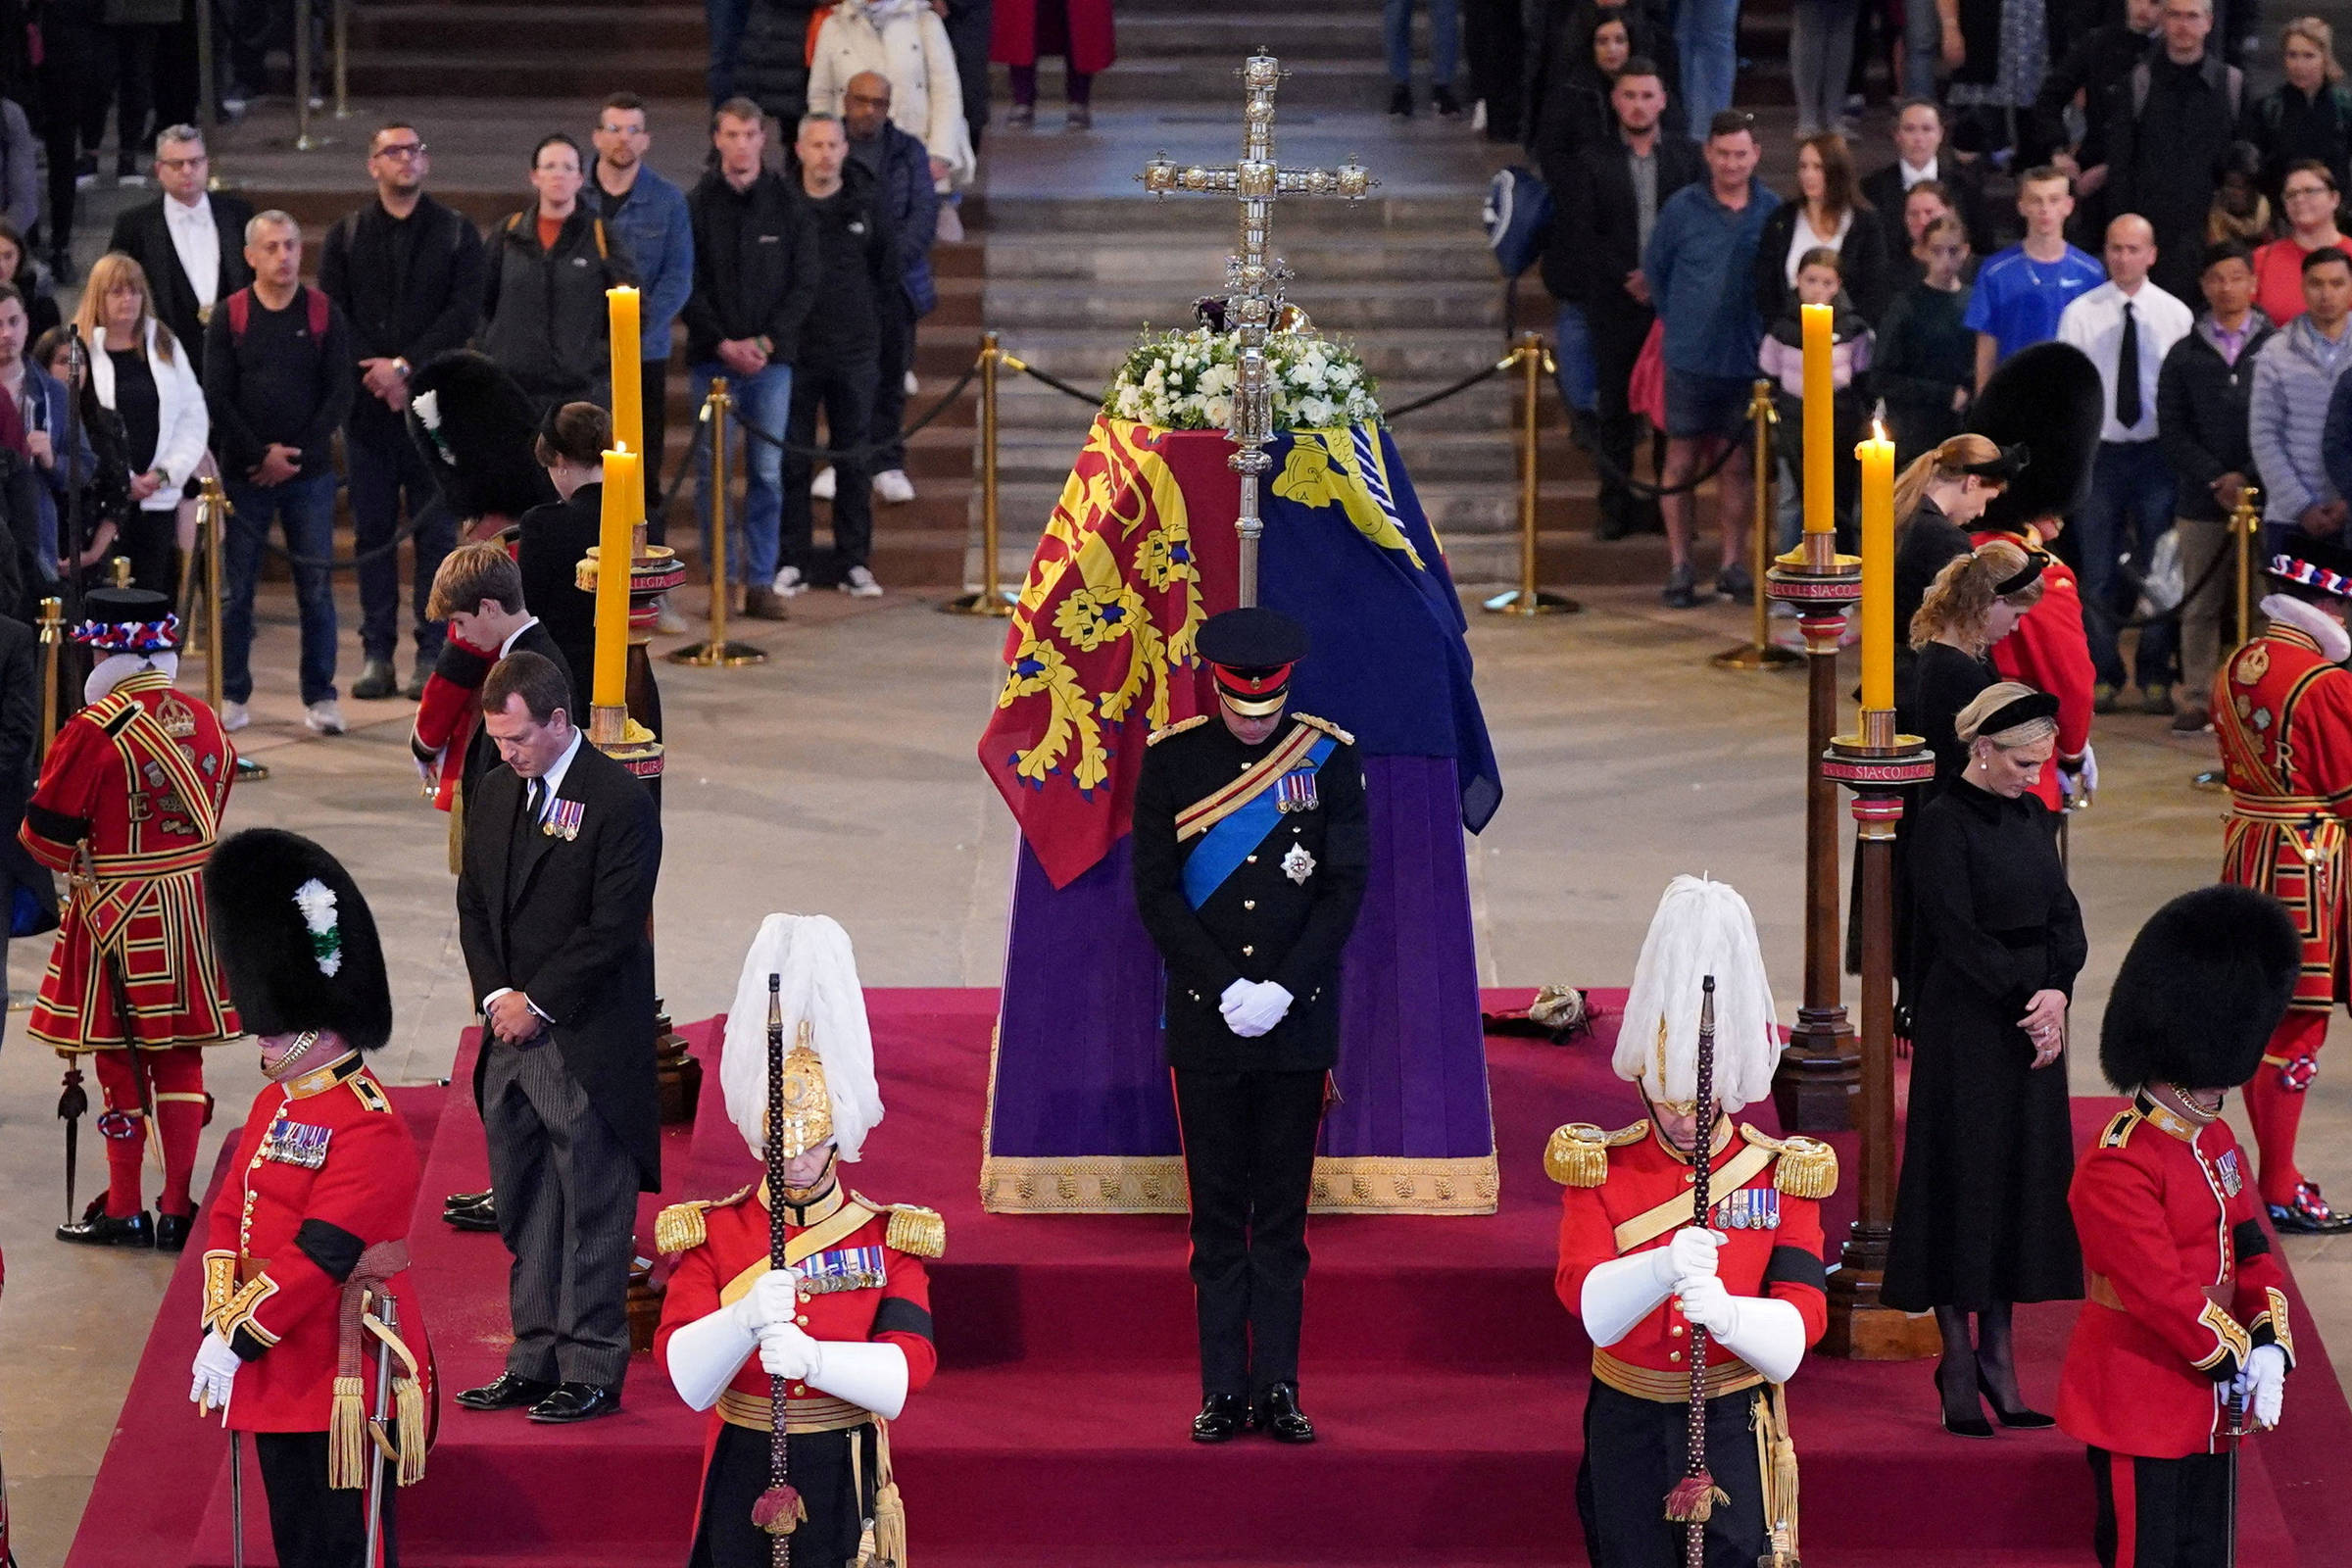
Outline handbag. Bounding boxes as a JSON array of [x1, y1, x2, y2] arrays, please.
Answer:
[[1627, 318, 1667, 430]]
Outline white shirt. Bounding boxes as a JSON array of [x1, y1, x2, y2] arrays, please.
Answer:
[[1783, 206, 1855, 285], [478, 723, 583, 1018], [1899, 156, 1938, 190], [2055, 278, 2194, 443], [498, 614, 542, 658], [163, 193, 221, 312]]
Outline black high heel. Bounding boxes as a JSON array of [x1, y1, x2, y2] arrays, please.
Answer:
[[1935, 1364, 1994, 1438], [1977, 1369, 2057, 1429]]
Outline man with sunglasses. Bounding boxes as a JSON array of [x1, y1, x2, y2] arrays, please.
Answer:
[[320, 121, 489, 704]]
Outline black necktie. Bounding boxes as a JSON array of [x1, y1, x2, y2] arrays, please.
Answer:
[[524, 778, 545, 823], [2117, 300, 2142, 429]]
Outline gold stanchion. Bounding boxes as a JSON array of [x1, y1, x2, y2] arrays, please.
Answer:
[[1483, 332, 1579, 615], [35, 595, 61, 753], [1713, 379, 1802, 670], [945, 334, 1017, 617], [668, 378, 766, 667], [192, 476, 268, 781], [293, 3, 327, 151], [332, 0, 350, 120], [2192, 486, 2261, 792]]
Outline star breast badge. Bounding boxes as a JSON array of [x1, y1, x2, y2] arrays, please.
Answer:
[[1282, 842, 1315, 886]]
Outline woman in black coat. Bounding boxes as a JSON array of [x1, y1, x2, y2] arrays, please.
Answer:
[[1754, 131, 1896, 325], [1884, 682, 2086, 1439], [515, 401, 608, 724]]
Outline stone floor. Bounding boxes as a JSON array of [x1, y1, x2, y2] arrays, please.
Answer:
[[7, 568, 2352, 1565]]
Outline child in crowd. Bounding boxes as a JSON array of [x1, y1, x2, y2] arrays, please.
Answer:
[[1877, 215, 1979, 463], [1758, 247, 1875, 550]]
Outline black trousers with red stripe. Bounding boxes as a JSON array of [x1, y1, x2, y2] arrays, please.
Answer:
[[2088, 1446, 2233, 1568]]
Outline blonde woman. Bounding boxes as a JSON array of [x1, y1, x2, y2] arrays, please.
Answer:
[[1892, 432, 2026, 680], [2253, 18, 2352, 198], [1907, 537, 2046, 785], [1884, 681, 2085, 1436], [72, 252, 208, 596]]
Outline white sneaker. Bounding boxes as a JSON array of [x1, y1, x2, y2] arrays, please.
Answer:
[[810, 466, 837, 501], [873, 468, 915, 504], [841, 565, 884, 598], [904, 368, 920, 396], [655, 594, 688, 634], [936, 204, 964, 243], [220, 699, 251, 733], [305, 700, 346, 735], [772, 565, 808, 598]]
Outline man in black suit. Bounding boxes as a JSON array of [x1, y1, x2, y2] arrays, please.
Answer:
[[1860, 99, 1997, 259], [1131, 609, 1368, 1447], [1549, 60, 1703, 540], [106, 124, 253, 375], [416, 542, 579, 805], [451, 650, 659, 1426]]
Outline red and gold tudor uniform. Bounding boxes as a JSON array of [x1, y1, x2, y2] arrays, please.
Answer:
[[2210, 592, 2352, 1225], [655, 1182, 940, 1568], [2060, 1095, 2294, 1567], [1552, 1118, 1834, 1568], [1974, 524, 2095, 812], [21, 646, 238, 1239]]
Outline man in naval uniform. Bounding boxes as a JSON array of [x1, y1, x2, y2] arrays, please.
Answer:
[[1130, 606, 1368, 1446], [1551, 875, 1835, 1568]]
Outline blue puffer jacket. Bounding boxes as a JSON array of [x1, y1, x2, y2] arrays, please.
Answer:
[[857, 120, 939, 317]]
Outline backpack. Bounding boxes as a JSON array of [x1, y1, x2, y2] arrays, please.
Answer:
[[1484, 167, 1554, 281], [224, 285, 329, 338]]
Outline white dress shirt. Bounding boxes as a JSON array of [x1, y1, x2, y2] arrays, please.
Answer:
[[479, 724, 584, 1018], [498, 614, 543, 658], [163, 193, 222, 313], [1899, 156, 1938, 190], [2055, 278, 2194, 443]]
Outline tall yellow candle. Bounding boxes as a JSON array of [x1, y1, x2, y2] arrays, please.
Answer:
[[607, 286, 643, 520], [592, 449, 639, 711], [1802, 302, 1834, 536], [1858, 422, 1895, 713]]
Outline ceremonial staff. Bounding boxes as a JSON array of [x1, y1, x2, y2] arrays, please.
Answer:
[[752, 975, 805, 1564], [1665, 976, 1726, 1565]]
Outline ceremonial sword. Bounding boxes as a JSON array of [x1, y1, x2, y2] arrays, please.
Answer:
[[1665, 977, 1723, 1568]]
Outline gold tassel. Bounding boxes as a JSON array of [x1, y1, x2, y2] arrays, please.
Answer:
[[871, 1421, 908, 1567], [393, 1374, 427, 1486], [884, 1204, 946, 1259], [1545, 1121, 1645, 1187], [1772, 1137, 1838, 1200], [654, 1200, 710, 1255], [1753, 1385, 1802, 1565], [327, 1377, 368, 1490]]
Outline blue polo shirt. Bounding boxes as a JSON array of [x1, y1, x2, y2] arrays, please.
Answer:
[[1963, 243, 2106, 365], [1643, 177, 1781, 380]]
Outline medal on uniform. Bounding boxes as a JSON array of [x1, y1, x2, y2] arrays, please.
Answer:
[[800, 1244, 888, 1295], [2217, 1149, 2244, 1198], [1276, 768, 1320, 813], [1282, 842, 1316, 885], [543, 800, 584, 841], [261, 1116, 332, 1169]]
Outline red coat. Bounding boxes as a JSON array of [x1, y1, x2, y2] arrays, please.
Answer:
[[1974, 527, 2095, 812], [19, 669, 238, 1051], [655, 1183, 939, 1451], [1554, 1121, 1833, 1398], [201, 1052, 431, 1435], [410, 633, 496, 813], [2212, 622, 2352, 1011], [2058, 1096, 2292, 1458], [990, 0, 1114, 73]]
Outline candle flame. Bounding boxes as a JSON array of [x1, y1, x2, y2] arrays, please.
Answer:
[[1872, 418, 1886, 443]]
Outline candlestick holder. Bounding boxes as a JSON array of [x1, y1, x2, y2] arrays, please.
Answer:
[[1764, 537, 1862, 1131], [1819, 711, 1940, 1359], [581, 540, 686, 780]]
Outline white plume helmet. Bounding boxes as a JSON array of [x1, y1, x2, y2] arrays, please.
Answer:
[[1614, 875, 1782, 1113], [720, 913, 884, 1162]]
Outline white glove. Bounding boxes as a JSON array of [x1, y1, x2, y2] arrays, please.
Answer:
[[1674, 1272, 1741, 1338], [757, 1321, 819, 1381], [1652, 1226, 1724, 1291], [2063, 745, 2098, 802], [802, 1340, 911, 1420], [1225, 980, 1294, 1038], [2238, 1343, 2287, 1431], [728, 1268, 801, 1336], [1219, 978, 1253, 1019], [189, 1331, 240, 1422], [1677, 1281, 1810, 1384]]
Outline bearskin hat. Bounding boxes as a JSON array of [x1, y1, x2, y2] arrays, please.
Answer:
[[405, 350, 557, 525], [205, 829, 393, 1053], [1969, 340, 2104, 535], [2100, 885, 2300, 1093]]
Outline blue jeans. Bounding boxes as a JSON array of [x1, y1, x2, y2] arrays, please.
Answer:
[[1789, 0, 1859, 134], [1553, 303, 1598, 414], [1680, 0, 1740, 133], [345, 417, 454, 665], [222, 470, 340, 707], [1384, 0, 1459, 83], [2077, 439, 2179, 691], [690, 360, 793, 586], [706, 0, 751, 104]]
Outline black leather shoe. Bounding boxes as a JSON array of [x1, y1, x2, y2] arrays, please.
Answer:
[[442, 1201, 500, 1233], [1191, 1393, 1249, 1444], [155, 1210, 196, 1252], [2269, 1183, 2352, 1235], [528, 1382, 621, 1423], [455, 1371, 556, 1412], [1977, 1370, 2056, 1429], [58, 1208, 153, 1247], [444, 1189, 493, 1210], [1253, 1382, 1316, 1444]]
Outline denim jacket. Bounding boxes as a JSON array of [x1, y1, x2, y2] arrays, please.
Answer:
[[595, 164, 696, 356]]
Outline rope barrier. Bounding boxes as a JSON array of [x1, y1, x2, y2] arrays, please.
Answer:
[[1384, 359, 1510, 419], [1004, 358, 1105, 407], [732, 360, 983, 465]]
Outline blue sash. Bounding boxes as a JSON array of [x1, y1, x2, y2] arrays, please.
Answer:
[[1181, 736, 1336, 909]]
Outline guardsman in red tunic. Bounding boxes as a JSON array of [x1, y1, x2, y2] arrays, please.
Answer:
[[2060, 885, 2303, 1568], [655, 914, 939, 1568], [19, 588, 239, 1250], [2210, 541, 2352, 1232], [189, 828, 431, 1568], [1551, 876, 1834, 1568], [1974, 516, 2099, 810]]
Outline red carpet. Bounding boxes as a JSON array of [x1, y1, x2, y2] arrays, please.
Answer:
[[65, 990, 2352, 1567]]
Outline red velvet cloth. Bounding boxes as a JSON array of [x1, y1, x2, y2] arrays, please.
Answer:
[[989, 0, 1114, 74]]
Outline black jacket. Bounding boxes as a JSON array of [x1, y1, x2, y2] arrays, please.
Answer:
[[1130, 714, 1370, 1074], [789, 161, 899, 361], [2098, 51, 2248, 298], [460, 735, 662, 1190], [478, 206, 637, 410], [458, 620, 575, 803], [1546, 131, 1702, 324], [201, 285, 358, 480], [682, 168, 819, 367], [1755, 201, 1897, 325], [2028, 23, 2156, 168], [2251, 80, 2352, 197], [2157, 310, 2275, 522], [1858, 158, 1995, 259], [515, 488, 600, 719], [106, 191, 255, 376], [318, 194, 490, 443], [1876, 281, 1979, 463]]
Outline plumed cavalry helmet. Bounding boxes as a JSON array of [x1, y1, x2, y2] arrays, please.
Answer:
[[1614, 875, 1781, 1115], [2100, 885, 2301, 1093], [404, 350, 555, 525], [1969, 340, 2103, 535], [204, 829, 393, 1052], [720, 914, 884, 1163]]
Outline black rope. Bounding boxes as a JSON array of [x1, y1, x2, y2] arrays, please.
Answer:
[[734, 360, 982, 464], [2114, 531, 2240, 631], [1009, 360, 1105, 407], [1384, 359, 1510, 419], [1558, 397, 1744, 499], [256, 501, 438, 571]]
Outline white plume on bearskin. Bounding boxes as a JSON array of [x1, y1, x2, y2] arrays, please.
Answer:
[[1614, 875, 1781, 1112], [719, 913, 883, 1161]]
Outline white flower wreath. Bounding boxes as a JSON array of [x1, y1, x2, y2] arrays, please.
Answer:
[[1104, 327, 1384, 432]]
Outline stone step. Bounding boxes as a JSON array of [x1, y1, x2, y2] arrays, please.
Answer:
[[1008, 57, 1395, 107], [982, 279, 1509, 330], [979, 375, 1522, 433], [982, 233, 1494, 284], [349, 4, 709, 51], [977, 190, 1482, 235], [965, 325, 1511, 379]]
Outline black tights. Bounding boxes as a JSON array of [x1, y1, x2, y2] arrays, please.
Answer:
[[1936, 1302, 2029, 1418]]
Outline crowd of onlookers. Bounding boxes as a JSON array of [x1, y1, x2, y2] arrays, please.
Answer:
[[1525, 0, 2352, 733]]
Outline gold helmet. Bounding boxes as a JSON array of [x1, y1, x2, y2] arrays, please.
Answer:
[[722, 914, 883, 1163]]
